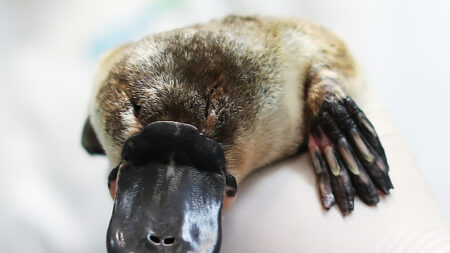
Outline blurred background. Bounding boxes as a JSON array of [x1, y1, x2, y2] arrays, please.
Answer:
[[1, 0, 449, 252]]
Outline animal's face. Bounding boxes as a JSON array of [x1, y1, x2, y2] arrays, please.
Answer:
[[81, 43, 239, 253]]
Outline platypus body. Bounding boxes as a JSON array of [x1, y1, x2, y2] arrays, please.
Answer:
[[82, 15, 393, 253]]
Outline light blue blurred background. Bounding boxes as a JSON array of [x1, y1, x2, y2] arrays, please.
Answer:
[[1, 0, 449, 252]]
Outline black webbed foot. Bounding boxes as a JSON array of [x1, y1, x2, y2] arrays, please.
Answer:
[[308, 92, 393, 214]]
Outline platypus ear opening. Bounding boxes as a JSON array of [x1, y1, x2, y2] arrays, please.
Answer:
[[225, 171, 237, 197], [81, 116, 105, 155]]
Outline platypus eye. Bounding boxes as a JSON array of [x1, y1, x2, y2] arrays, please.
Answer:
[[132, 102, 141, 117]]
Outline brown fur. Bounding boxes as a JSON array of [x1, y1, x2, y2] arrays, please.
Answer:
[[86, 15, 361, 182]]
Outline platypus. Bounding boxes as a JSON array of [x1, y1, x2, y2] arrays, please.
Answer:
[[81, 15, 393, 253]]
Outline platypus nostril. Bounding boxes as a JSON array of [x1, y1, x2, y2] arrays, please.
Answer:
[[147, 234, 161, 245], [147, 234, 176, 246], [163, 237, 175, 246]]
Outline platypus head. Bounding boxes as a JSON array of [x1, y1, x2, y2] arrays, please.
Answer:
[[102, 121, 236, 253]]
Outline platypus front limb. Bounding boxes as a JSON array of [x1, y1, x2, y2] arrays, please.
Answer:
[[306, 64, 393, 214]]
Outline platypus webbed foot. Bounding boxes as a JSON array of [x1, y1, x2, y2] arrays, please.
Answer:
[[306, 68, 393, 214]]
